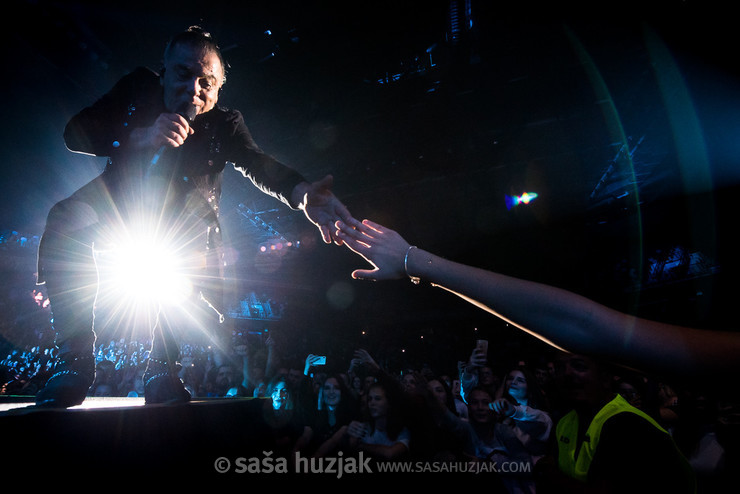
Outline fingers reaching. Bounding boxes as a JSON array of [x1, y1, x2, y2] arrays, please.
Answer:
[[335, 218, 412, 282], [298, 174, 361, 246]]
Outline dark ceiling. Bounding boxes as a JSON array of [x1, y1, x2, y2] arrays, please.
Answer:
[[3, 1, 740, 365]]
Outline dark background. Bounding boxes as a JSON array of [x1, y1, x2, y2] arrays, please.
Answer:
[[2, 0, 740, 373]]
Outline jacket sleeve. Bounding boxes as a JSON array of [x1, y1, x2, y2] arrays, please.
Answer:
[[63, 67, 161, 158], [223, 109, 308, 210]]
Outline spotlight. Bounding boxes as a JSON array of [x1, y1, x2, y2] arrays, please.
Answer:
[[95, 232, 193, 308]]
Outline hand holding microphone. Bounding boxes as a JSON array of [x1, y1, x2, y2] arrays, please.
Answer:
[[148, 103, 198, 167]]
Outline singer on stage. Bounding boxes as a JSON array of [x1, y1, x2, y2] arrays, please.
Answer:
[[35, 26, 357, 408]]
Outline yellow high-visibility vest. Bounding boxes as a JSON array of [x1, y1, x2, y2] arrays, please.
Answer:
[[556, 394, 670, 481]]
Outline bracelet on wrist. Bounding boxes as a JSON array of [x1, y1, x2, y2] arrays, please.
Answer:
[[404, 245, 421, 284]]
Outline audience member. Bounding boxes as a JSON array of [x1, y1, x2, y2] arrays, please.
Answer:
[[462, 386, 500, 460], [535, 352, 696, 493], [121, 363, 146, 397], [204, 363, 237, 397], [334, 376, 412, 461], [451, 374, 469, 421], [308, 373, 360, 457], [460, 341, 501, 405], [490, 366, 553, 493], [414, 373, 471, 461], [260, 374, 312, 462]]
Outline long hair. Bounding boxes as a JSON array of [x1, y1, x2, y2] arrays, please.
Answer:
[[502, 365, 550, 411], [366, 376, 407, 441], [428, 375, 458, 415], [266, 374, 293, 410], [317, 373, 358, 424]]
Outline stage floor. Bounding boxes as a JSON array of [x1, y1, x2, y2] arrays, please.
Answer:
[[0, 394, 280, 478], [0, 395, 146, 412]]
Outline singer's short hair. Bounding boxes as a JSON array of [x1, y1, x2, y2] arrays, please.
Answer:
[[162, 26, 229, 84]]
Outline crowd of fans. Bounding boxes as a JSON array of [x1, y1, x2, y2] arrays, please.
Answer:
[[0, 234, 734, 489], [0, 322, 734, 490]]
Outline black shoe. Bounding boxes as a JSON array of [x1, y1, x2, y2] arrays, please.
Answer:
[[35, 355, 95, 408], [143, 358, 191, 405]]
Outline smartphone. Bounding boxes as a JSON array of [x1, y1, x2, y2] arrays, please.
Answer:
[[476, 339, 488, 358], [314, 355, 327, 365]]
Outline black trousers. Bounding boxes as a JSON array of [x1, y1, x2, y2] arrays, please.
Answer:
[[37, 174, 226, 363]]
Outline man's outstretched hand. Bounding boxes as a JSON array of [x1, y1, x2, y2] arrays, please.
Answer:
[[293, 175, 358, 245]]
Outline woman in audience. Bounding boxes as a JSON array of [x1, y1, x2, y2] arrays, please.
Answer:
[[308, 373, 359, 457], [327, 376, 411, 460], [490, 366, 553, 493]]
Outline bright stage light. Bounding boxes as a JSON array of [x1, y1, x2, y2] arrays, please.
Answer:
[[95, 233, 194, 308], [118, 240, 191, 303]]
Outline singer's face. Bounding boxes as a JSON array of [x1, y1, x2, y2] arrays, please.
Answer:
[[162, 44, 224, 116]]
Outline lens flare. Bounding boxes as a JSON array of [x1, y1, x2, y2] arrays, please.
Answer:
[[505, 192, 539, 210]]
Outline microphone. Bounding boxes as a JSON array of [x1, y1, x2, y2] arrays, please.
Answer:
[[149, 104, 198, 168], [180, 103, 198, 122]]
